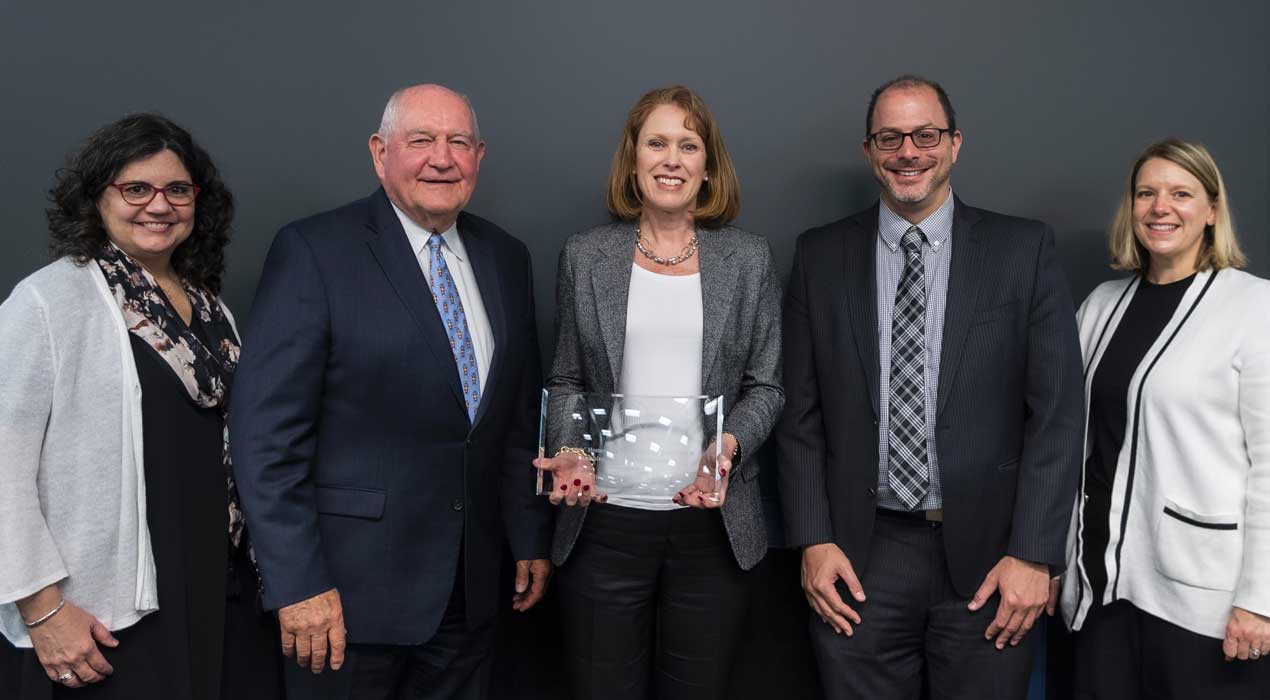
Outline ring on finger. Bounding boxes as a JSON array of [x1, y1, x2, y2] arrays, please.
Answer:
[[57, 670, 76, 684]]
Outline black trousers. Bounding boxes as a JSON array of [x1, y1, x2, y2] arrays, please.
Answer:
[[810, 512, 1035, 700], [556, 503, 753, 700], [283, 556, 493, 700], [1072, 599, 1269, 699]]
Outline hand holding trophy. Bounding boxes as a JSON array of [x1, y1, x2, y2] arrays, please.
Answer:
[[535, 390, 725, 509], [534, 447, 606, 507], [674, 432, 737, 508]]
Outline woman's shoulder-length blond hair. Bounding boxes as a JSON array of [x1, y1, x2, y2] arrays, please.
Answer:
[[1109, 138, 1245, 272], [606, 86, 741, 228]]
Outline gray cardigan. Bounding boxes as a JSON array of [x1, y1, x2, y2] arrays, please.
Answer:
[[0, 258, 236, 646], [0, 258, 156, 646], [546, 222, 783, 570]]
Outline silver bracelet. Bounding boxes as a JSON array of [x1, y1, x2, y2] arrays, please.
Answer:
[[23, 598, 65, 628]]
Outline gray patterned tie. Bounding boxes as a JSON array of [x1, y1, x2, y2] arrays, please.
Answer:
[[888, 226, 929, 509]]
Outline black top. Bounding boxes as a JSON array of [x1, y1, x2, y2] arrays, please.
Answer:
[[1081, 273, 1193, 603], [132, 316, 229, 700], [122, 317, 279, 700]]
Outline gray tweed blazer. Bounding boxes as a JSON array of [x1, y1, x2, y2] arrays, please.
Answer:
[[546, 221, 783, 571]]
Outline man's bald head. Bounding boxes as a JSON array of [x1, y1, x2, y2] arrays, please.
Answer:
[[369, 83, 486, 232], [378, 84, 480, 143]]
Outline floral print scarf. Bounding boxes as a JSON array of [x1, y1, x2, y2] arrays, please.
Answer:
[[94, 243, 253, 562]]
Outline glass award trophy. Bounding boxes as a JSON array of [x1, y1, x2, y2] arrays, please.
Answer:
[[537, 390, 725, 505]]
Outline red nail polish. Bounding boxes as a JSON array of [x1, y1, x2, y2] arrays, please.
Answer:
[[560, 485, 567, 491], [582, 485, 590, 491], [720, 468, 728, 477], [573, 479, 581, 486]]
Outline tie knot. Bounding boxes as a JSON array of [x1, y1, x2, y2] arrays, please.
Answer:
[[428, 232, 446, 250], [902, 226, 925, 253]]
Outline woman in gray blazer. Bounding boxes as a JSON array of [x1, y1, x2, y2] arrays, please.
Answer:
[[534, 85, 783, 699]]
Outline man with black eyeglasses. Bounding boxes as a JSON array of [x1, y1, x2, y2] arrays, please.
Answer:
[[776, 75, 1084, 699]]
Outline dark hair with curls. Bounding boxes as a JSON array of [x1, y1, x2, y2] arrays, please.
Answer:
[[47, 113, 234, 295]]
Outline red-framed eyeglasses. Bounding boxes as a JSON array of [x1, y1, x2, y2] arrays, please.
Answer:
[[109, 181, 201, 206]]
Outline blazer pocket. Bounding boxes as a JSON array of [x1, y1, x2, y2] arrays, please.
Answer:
[[971, 301, 1016, 327], [995, 457, 1021, 471], [315, 485, 387, 520], [1153, 499, 1241, 591]]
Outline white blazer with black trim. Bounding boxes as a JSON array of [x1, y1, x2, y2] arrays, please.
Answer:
[[1061, 267, 1270, 639]]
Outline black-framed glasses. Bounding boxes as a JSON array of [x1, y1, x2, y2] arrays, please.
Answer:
[[865, 128, 952, 151], [109, 181, 201, 206]]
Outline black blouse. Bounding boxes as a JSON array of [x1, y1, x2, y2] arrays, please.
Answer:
[[1080, 273, 1194, 603]]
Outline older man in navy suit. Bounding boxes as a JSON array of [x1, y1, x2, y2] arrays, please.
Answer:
[[230, 84, 552, 699]]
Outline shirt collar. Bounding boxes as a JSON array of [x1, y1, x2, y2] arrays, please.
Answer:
[[391, 203, 466, 263], [878, 187, 955, 252]]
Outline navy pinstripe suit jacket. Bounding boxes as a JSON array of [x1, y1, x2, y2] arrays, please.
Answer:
[[776, 196, 1084, 595]]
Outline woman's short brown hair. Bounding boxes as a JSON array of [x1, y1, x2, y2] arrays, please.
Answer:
[[606, 86, 740, 227], [1109, 138, 1245, 273]]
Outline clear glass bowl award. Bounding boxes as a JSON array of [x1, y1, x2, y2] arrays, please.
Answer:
[[537, 390, 725, 505]]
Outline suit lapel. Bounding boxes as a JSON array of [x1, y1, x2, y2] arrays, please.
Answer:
[[363, 189, 466, 413], [842, 208, 881, 419], [592, 224, 635, 386], [698, 229, 739, 393], [936, 197, 986, 418], [459, 214, 506, 427]]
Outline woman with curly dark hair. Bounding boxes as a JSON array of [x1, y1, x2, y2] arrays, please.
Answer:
[[0, 113, 280, 699]]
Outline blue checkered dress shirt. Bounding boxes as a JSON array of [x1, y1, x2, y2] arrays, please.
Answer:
[[874, 190, 955, 511]]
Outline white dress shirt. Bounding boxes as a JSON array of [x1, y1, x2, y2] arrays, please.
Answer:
[[392, 204, 494, 395]]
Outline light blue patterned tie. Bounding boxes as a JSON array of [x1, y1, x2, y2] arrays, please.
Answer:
[[427, 233, 481, 423]]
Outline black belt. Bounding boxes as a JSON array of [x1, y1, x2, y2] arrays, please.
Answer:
[[876, 507, 944, 523]]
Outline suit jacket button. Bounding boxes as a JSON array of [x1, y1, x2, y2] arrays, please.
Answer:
[[452, 498, 464, 511]]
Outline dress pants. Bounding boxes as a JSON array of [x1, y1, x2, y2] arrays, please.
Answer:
[[1072, 599, 1269, 699], [809, 511, 1034, 700], [283, 555, 493, 700], [556, 503, 753, 700]]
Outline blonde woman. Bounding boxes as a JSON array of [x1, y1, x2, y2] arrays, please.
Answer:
[[1055, 138, 1270, 697]]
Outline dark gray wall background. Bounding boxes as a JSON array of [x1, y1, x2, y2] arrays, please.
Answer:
[[0, 4, 1265, 698], [2, 0, 1267, 334]]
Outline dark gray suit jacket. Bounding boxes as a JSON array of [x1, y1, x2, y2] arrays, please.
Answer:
[[546, 221, 783, 571], [776, 197, 1084, 595]]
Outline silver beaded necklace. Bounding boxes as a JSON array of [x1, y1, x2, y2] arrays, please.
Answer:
[[635, 227, 699, 266]]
